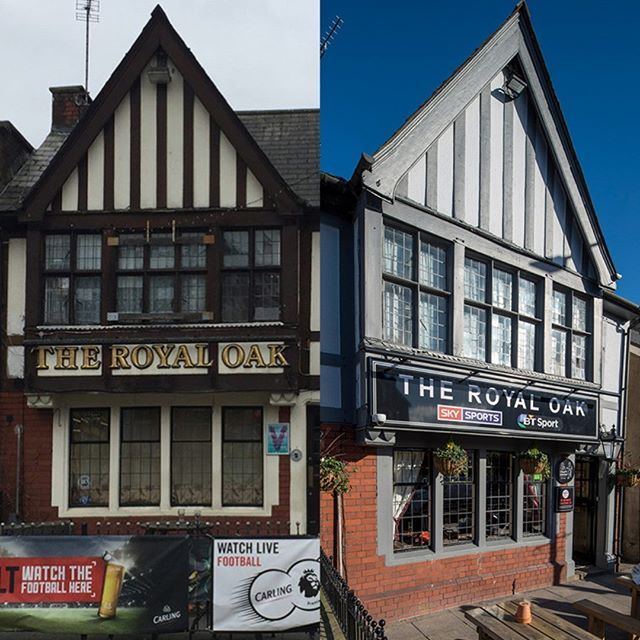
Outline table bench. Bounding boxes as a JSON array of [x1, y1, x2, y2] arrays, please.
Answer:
[[615, 575, 640, 618], [465, 600, 596, 639], [573, 598, 640, 639]]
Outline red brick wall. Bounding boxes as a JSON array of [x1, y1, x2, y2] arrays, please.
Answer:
[[0, 393, 292, 535], [320, 423, 568, 622]]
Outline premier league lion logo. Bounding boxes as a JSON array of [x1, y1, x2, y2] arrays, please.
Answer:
[[298, 569, 320, 598]]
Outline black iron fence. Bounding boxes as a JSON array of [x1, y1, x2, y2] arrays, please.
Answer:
[[320, 549, 387, 640]]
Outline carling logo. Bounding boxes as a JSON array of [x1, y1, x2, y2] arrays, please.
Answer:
[[437, 405, 502, 426], [153, 604, 182, 625]]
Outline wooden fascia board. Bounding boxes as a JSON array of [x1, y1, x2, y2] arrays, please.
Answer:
[[23, 9, 301, 221]]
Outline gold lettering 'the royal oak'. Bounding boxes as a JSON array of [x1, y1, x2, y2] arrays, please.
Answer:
[[34, 345, 101, 371], [220, 343, 289, 370]]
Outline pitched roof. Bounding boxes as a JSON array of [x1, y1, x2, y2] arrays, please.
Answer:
[[238, 109, 319, 207]]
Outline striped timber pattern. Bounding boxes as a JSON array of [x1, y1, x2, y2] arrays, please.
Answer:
[[397, 70, 594, 278], [54, 59, 264, 213]]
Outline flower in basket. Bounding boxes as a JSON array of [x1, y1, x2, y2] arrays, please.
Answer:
[[517, 448, 551, 480], [434, 440, 468, 476], [616, 465, 640, 488]]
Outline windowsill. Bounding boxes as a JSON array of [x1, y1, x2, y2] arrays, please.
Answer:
[[57, 504, 274, 518], [35, 321, 286, 331]]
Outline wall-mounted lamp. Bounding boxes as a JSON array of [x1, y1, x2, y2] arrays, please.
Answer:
[[599, 424, 623, 462], [503, 70, 527, 100], [147, 49, 172, 85]]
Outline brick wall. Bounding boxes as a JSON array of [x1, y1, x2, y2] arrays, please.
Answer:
[[0, 393, 292, 534], [320, 422, 568, 622]]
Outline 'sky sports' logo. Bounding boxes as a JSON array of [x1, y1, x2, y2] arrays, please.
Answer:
[[437, 405, 502, 426]]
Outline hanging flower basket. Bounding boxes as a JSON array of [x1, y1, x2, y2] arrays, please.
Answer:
[[434, 440, 468, 476], [517, 448, 551, 480], [616, 469, 640, 488]]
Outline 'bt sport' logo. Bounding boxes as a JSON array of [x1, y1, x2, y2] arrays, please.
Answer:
[[517, 414, 562, 431]]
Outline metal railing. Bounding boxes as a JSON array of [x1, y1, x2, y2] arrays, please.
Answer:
[[320, 549, 387, 640]]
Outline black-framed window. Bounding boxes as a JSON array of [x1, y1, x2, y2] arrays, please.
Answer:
[[393, 450, 431, 552], [44, 234, 102, 325], [116, 231, 207, 316], [463, 255, 541, 370], [171, 407, 212, 506], [119, 407, 160, 506], [523, 472, 547, 537], [486, 452, 513, 540], [442, 451, 475, 546], [221, 229, 281, 322], [222, 407, 263, 506], [382, 225, 451, 352], [69, 408, 110, 507], [551, 288, 591, 380]]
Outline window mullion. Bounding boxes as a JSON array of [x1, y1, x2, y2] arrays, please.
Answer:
[[477, 450, 487, 547]]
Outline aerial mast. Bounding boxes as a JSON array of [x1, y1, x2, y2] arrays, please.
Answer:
[[75, 0, 100, 93]]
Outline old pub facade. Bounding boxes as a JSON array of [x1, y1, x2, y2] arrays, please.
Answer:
[[0, 7, 319, 534], [321, 4, 635, 621]]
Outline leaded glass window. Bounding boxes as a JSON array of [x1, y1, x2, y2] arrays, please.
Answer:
[[486, 452, 513, 540], [552, 288, 591, 380], [442, 451, 475, 546], [523, 472, 547, 537]]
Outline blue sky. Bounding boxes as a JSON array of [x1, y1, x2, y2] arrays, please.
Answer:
[[321, 1, 640, 303]]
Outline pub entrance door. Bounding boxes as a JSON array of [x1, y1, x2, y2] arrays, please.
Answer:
[[573, 455, 598, 564]]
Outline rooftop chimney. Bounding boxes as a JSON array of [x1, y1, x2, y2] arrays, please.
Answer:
[[50, 86, 91, 131]]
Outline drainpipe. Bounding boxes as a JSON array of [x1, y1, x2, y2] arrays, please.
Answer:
[[14, 423, 23, 522]]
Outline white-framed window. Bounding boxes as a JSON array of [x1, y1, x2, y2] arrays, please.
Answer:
[[551, 288, 591, 380], [382, 224, 451, 352], [54, 394, 282, 517], [463, 256, 541, 370]]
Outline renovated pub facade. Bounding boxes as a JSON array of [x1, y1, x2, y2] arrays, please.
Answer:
[[321, 4, 634, 620], [0, 8, 319, 533]]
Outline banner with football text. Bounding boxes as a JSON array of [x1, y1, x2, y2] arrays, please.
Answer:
[[212, 537, 320, 631], [0, 536, 189, 634]]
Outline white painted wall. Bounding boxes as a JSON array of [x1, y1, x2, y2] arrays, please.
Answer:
[[310, 231, 320, 332], [113, 93, 131, 210], [166, 65, 184, 208], [140, 61, 158, 209], [219, 131, 237, 207], [193, 96, 210, 207], [61, 167, 79, 211], [6, 238, 26, 335]]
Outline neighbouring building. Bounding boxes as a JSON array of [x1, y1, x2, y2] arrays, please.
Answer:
[[0, 7, 319, 534], [321, 3, 637, 621]]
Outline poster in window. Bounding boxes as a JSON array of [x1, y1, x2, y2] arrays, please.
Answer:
[[213, 537, 320, 631], [266, 423, 290, 455], [0, 536, 189, 634]]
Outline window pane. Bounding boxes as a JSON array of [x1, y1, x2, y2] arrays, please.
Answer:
[[442, 451, 474, 546], [486, 452, 512, 540], [523, 474, 547, 537], [254, 272, 280, 320], [492, 269, 513, 310], [45, 235, 70, 271], [120, 408, 160, 506], [150, 235, 175, 269], [75, 276, 101, 324], [491, 314, 512, 366], [118, 235, 144, 270], [222, 272, 250, 322], [553, 290, 567, 325], [573, 297, 587, 332], [393, 450, 431, 552], [551, 328, 567, 376], [383, 227, 413, 280], [419, 293, 447, 353], [181, 274, 206, 313], [181, 233, 206, 269], [464, 258, 487, 303], [45, 277, 69, 324], [572, 334, 587, 380], [222, 408, 263, 506], [223, 231, 249, 267], [255, 230, 281, 267], [76, 235, 102, 270], [172, 407, 212, 506], [518, 320, 536, 371], [117, 275, 143, 313], [519, 278, 537, 317], [149, 275, 174, 313], [419, 241, 447, 290], [69, 408, 109, 508], [383, 282, 413, 346], [463, 305, 486, 360]]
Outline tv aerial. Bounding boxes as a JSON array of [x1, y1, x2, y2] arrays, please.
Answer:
[[321, 16, 343, 58], [75, 0, 100, 94]]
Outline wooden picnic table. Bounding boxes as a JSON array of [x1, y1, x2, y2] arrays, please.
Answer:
[[465, 600, 597, 640], [615, 574, 640, 618]]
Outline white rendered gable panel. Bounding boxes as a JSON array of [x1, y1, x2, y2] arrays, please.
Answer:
[[406, 154, 426, 206], [532, 122, 548, 257], [113, 93, 131, 210], [193, 96, 210, 208], [246, 169, 263, 208], [87, 131, 104, 211], [140, 62, 157, 209], [436, 124, 454, 216], [511, 92, 527, 247], [166, 65, 184, 208], [551, 171, 566, 265], [488, 72, 504, 237], [61, 167, 79, 211], [464, 95, 480, 227], [219, 131, 237, 207]]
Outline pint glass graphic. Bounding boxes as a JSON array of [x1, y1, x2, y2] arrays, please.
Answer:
[[98, 554, 124, 619]]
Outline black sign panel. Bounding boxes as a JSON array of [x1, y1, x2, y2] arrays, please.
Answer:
[[371, 361, 598, 441], [556, 458, 576, 484], [555, 486, 575, 512]]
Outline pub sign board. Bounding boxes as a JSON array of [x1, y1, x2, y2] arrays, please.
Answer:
[[370, 361, 599, 442], [555, 486, 575, 512]]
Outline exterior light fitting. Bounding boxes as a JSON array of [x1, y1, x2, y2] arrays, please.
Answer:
[[147, 50, 172, 85], [599, 424, 622, 462], [504, 70, 527, 100]]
